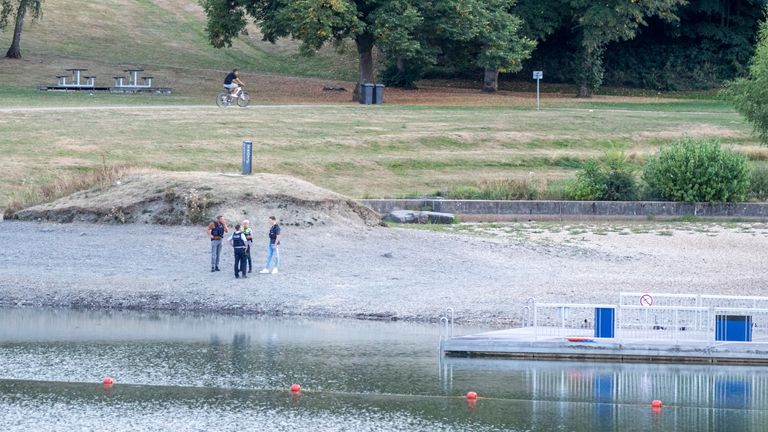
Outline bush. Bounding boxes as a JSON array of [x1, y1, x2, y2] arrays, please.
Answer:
[[750, 165, 768, 201], [642, 138, 750, 203], [566, 152, 638, 201]]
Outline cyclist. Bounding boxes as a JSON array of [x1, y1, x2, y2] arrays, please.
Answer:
[[223, 68, 245, 98]]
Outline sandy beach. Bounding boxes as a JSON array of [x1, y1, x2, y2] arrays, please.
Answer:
[[1, 220, 766, 324]]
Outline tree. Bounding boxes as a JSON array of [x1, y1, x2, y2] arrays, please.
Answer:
[[475, 0, 536, 92], [201, 0, 533, 96], [512, 0, 684, 97], [0, 0, 43, 59], [723, 9, 768, 145], [567, 0, 685, 97]]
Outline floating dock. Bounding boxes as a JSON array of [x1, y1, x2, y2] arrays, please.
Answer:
[[440, 293, 768, 365], [441, 327, 768, 365]]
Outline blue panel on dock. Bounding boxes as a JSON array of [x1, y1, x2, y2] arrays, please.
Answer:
[[716, 315, 752, 342], [594, 308, 615, 338]]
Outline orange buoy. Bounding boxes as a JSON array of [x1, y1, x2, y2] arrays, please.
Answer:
[[466, 391, 478, 400], [651, 399, 662, 408], [290, 384, 301, 393], [102, 377, 114, 388]]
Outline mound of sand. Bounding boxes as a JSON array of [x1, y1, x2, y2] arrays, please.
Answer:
[[13, 172, 381, 228]]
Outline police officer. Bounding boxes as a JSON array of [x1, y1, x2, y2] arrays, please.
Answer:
[[229, 224, 249, 279], [206, 215, 228, 272], [242, 219, 254, 273]]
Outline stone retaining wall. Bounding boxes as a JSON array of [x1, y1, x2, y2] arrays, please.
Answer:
[[360, 199, 768, 221]]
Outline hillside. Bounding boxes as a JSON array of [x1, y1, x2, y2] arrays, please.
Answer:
[[0, 0, 358, 97]]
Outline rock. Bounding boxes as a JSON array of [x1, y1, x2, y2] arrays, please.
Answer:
[[382, 252, 394, 258], [383, 210, 455, 224]]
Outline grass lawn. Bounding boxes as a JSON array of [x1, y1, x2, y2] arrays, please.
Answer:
[[0, 0, 761, 212], [0, 101, 758, 211]]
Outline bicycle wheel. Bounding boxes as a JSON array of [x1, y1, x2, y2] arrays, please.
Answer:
[[237, 91, 251, 107], [215, 92, 230, 108]]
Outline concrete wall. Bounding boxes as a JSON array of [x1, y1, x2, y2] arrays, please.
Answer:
[[360, 199, 768, 221]]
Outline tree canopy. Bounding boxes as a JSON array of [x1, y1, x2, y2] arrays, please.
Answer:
[[201, 0, 533, 94]]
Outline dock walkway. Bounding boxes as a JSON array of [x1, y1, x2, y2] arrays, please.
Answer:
[[442, 328, 768, 364]]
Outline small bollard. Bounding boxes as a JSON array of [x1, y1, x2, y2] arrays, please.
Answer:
[[242, 140, 253, 175]]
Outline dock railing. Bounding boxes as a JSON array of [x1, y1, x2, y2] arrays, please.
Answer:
[[529, 297, 768, 346], [617, 305, 709, 343], [533, 302, 615, 339]]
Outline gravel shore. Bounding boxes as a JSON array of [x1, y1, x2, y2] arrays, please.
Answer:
[[1, 220, 767, 324]]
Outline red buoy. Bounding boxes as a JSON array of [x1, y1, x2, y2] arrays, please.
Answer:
[[466, 391, 478, 400], [651, 399, 662, 408], [102, 377, 114, 388], [290, 384, 301, 393]]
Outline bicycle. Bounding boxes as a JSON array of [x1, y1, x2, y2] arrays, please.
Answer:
[[216, 87, 250, 108]]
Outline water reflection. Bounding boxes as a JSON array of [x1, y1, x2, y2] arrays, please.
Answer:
[[1, 307, 768, 431], [439, 357, 768, 430]]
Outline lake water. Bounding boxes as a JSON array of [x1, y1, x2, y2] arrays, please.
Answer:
[[1, 308, 767, 431]]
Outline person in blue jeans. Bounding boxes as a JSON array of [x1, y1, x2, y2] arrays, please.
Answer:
[[260, 216, 281, 274]]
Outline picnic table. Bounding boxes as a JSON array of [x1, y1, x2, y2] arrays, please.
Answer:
[[65, 68, 89, 87]]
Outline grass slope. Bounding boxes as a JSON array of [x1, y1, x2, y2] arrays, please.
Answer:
[[0, 0, 358, 99], [1, 104, 760, 211]]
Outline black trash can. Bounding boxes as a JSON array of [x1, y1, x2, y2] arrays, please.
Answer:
[[373, 84, 385, 104], [359, 83, 374, 104]]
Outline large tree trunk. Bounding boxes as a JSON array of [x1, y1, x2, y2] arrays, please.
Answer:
[[353, 33, 375, 102], [482, 68, 499, 92], [5, 0, 29, 59]]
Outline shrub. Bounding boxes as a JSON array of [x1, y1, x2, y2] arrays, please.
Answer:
[[750, 165, 768, 201], [642, 138, 750, 202], [566, 152, 638, 201]]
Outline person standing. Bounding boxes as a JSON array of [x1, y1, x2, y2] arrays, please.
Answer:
[[229, 224, 249, 279], [242, 219, 254, 273], [206, 215, 228, 272], [260, 216, 281, 274]]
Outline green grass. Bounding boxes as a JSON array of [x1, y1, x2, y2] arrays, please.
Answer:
[[0, 0, 760, 211], [0, 103, 757, 209]]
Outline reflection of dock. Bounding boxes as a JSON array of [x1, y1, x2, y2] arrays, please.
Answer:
[[440, 293, 768, 365], [437, 358, 768, 430]]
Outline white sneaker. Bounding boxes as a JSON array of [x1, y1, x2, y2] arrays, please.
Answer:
[[271, 268, 279, 274], [259, 268, 269, 274]]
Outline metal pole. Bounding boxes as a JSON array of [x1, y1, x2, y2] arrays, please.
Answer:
[[242, 140, 253, 175], [536, 78, 540, 111]]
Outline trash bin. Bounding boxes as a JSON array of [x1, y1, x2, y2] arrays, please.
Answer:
[[373, 84, 385, 104], [716, 315, 752, 342], [594, 307, 615, 338], [359, 83, 374, 104]]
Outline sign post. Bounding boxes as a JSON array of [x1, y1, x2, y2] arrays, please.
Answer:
[[242, 140, 253, 175], [532, 71, 543, 111]]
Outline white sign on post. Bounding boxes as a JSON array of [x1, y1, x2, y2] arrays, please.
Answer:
[[533, 71, 543, 110]]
